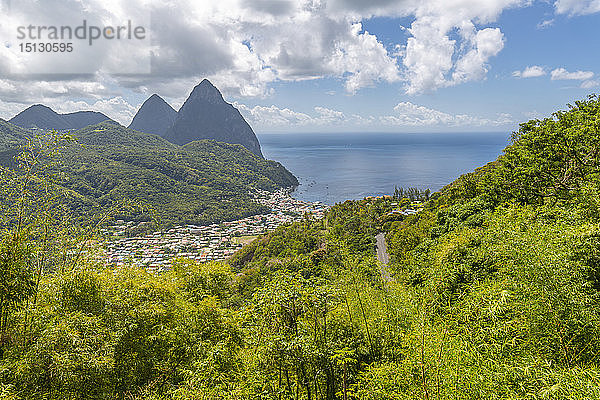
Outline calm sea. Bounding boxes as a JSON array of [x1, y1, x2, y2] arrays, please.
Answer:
[[258, 132, 511, 205]]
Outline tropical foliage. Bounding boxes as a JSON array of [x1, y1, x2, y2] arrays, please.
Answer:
[[3, 96, 600, 398], [0, 121, 298, 229]]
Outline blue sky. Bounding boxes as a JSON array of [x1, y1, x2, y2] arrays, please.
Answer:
[[1, 0, 599, 134], [235, 1, 600, 133]]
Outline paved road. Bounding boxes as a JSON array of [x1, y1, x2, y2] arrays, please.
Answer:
[[375, 233, 393, 283]]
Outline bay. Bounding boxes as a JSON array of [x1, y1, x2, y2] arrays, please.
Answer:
[[259, 132, 510, 205]]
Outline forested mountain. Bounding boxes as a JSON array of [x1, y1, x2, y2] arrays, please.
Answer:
[[9, 80, 263, 157], [164, 79, 263, 157], [0, 118, 29, 150], [9, 105, 113, 130], [61, 111, 114, 130], [128, 94, 178, 137], [3, 96, 600, 399], [0, 120, 297, 227]]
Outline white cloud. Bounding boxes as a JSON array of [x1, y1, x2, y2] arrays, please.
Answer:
[[314, 107, 346, 124], [523, 110, 544, 119], [330, 23, 401, 93], [512, 65, 546, 78], [53, 97, 137, 125], [235, 101, 513, 130], [234, 103, 313, 126], [0, 0, 593, 122], [537, 19, 554, 29], [235, 103, 360, 127], [0, 0, 403, 99], [581, 80, 600, 89], [0, 92, 136, 125], [122, 0, 403, 96], [0, 100, 27, 120], [512, 66, 597, 84], [0, 0, 151, 75], [555, 0, 600, 16], [0, 94, 136, 125], [401, 0, 523, 94], [387, 102, 512, 126], [0, 0, 538, 103], [452, 28, 505, 85], [0, 79, 111, 103], [402, 17, 456, 94], [550, 68, 594, 81]]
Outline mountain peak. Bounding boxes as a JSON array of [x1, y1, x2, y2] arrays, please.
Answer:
[[188, 79, 224, 104], [10, 104, 113, 131], [128, 94, 177, 137], [27, 104, 54, 111], [164, 80, 262, 157], [143, 94, 171, 107], [10, 105, 65, 130]]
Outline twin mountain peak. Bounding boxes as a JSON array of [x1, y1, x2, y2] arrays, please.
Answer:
[[10, 79, 263, 157]]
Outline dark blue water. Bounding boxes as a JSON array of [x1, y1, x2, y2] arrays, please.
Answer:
[[259, 132, 510, 205]]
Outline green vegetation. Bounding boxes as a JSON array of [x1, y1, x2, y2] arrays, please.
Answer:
[[3, 96, 600, 398], [393, 186, 431, 201], [0, 120, 298, 228], [0, 120, 29, 151]]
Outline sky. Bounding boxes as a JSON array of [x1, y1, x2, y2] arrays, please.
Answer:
[[0, 0, 599, 134]]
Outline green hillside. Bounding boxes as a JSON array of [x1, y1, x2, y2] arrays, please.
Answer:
[[0, 120, 298, 227], [3, 96, 600, 399], [0, 119, 29, 151]]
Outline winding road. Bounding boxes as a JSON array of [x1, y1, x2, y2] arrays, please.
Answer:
[[375, 233, 393, 283]]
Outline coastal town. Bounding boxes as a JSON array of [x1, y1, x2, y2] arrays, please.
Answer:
[[102, 189, 328, 272]]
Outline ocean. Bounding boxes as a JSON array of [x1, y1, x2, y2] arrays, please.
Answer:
[[259, 132, 511, 205]]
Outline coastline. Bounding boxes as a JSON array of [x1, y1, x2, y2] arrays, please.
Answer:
[[101, 188, 328, 272]]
